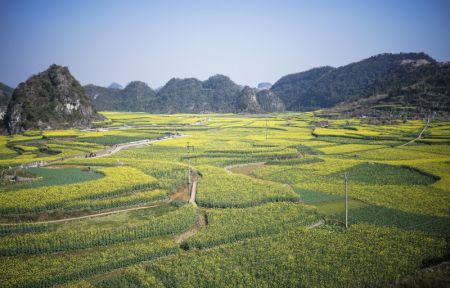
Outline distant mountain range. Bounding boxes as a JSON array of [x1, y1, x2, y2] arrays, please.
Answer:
[[257, 82, 272, 90], [84, 75, 284, 114], [2, 52, 449, 133], [84, 52, 449, 117], [108, 82, 123, 89], [85, 81, 156, 112]]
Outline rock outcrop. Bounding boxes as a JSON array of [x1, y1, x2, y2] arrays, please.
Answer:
[[4, 64, 102, 134], [236, 86, 263, 113], [0, 82, 14, 121], [256, 89, 285, 112]]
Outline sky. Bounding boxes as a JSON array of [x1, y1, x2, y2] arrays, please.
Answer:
[[1, 0, 449, 89]]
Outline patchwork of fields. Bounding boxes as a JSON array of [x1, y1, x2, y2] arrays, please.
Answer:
[[0, 112, 449, 287]]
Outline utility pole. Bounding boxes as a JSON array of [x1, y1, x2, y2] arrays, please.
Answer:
[[344, 172, 349, 228], [186, 142, 194, 200]]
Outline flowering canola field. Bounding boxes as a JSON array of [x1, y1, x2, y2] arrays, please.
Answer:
[[0, 112, 449, 287]]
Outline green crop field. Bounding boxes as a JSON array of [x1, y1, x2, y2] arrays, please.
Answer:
[[1, 112, 449, 287]]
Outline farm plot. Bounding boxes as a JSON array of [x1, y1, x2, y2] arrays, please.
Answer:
[[1, 112, 449, 288], [196, 165, 300, 207], [0, 166, 159, 215]]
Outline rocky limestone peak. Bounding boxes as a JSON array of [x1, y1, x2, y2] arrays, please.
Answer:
[[3, 64, 102, 134], [256, 89, 285, 112], [257, 82, 272, 90], [0, 82, 14, 122], [203, 74, 236, 88], [236, 86, 263, 113], [123, 81, 155, 99], [108, 82, 123, 89]]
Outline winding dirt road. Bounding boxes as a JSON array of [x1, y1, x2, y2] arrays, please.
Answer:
[[22, 133, 185, 168], [401, 117, 430, 146], [83, 133, 185, 159]]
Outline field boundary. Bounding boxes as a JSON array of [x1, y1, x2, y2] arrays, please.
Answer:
[[224, 162, 266, 174], [1, 199, 170, 224]]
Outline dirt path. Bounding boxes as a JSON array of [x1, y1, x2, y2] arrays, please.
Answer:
[[225, 162, 301, 198], [86, 134, 185, 159], [306, 219, 325, 230], [27, 200, 169, 224], [22, 134, 185, 168], [13, 169, 194, 224], [189, 179, 197, 206], [174, 176, 201, 244], [175, 212, 205, 243], [401, 117, 430, 146], [224, 162, 266, 175]]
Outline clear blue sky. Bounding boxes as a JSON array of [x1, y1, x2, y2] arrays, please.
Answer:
[[1, 0, 449, 89]]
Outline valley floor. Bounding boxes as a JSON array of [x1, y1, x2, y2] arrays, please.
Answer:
[[0, 111, 449, 287]]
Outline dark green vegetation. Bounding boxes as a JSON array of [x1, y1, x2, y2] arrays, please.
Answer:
[[395, 262, 450, 288], [296, 188, 344, 204], [155, 75, 242, 113], [338, 204, 450, 238], [3, 65, 103, 134], [84, 81, 156, 112], [85, 74, 285, 114], [333, 163, 438, 185], [1, 167, 103, 191], [271, 66, 335, 110], [271, 53, 450, 117], [84, 53, 449, 116]]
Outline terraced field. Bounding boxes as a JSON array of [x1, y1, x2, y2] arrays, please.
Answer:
[[1, 112, 449, 287]]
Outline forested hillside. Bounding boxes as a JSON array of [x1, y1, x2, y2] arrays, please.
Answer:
[[270, 52, 449, 111], [84, 53, 449, 116]]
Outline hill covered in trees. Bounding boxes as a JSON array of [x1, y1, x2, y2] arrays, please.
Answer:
[[272, 53, 444, 109], [85, 52, 449, 117], [1, 52, 449, 127], [85, 75, 284, 114], [85, 81, 156, 112], [3, 65, 102, 133], [324, 60, 450, 120]]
